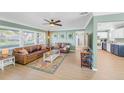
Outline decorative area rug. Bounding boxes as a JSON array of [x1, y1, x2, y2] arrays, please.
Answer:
[[26, 54, 66, 74]]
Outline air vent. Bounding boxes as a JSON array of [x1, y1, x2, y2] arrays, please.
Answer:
[[115, 24, 124, 29], [80, 12, 89, 15], [115, 25, 124, 29]]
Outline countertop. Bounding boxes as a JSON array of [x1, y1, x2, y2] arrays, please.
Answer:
[[103, 42, 124, 45]]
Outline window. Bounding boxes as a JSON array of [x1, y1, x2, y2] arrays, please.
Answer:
[[0, 27, 46, 49], [0, 29, 20, 48], [36, 32, 46, 44], [23, 31, 34, 45]]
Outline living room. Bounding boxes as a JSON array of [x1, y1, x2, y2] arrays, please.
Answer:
[[1, 12, 124, 80], [0, 12, 94, 79], [1, 0, 124, 93]]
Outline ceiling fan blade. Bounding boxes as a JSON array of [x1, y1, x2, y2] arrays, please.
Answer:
[[44, 19, 50, 22], [55, 24, 62, 26], [54, 20, 61, 23]]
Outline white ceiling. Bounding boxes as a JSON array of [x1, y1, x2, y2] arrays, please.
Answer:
[[97, 21, 124, 31], [93, 12, 122, 16], [0, 12, 122, 31], [0, 12, 92, 31]]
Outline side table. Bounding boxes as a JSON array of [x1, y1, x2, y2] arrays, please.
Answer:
[[0, 56, 15, 70]]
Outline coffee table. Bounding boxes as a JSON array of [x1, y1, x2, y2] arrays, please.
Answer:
[[0, 55, 15, 70], [43, 49, 60, 63]]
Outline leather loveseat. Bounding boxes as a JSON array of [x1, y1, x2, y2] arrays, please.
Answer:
[[53, 43, 70, 53], [13, 45, 49, 64]]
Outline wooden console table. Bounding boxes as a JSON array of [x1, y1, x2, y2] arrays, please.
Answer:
[[80, 51, 92, 69]]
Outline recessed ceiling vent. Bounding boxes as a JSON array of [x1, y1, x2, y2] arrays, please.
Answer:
[[80, 12, 89, 16], [115, 24, 124, 29]]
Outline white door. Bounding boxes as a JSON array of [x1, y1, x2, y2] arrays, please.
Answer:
[[75, 31, 85, 49]]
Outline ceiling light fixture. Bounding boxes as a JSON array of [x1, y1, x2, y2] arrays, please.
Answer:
[[50, 23, 55, 27]]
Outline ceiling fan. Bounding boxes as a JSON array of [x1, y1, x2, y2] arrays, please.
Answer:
[[43, 19, 62, 27]]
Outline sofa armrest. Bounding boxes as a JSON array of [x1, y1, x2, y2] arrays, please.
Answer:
[[13, 53, 28, 64]]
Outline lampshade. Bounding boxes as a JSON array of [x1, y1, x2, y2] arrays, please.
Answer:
[[2, 48, 9, 57]]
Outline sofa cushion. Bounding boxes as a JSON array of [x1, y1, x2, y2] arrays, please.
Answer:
[[32, 45, 38, 52], [24, 45, 38, 53], [37, 45, 41, 50], [61, 43, 66, 48], [41, 44, 47, 49], [54, 43, 60, 49], [57, 43, 61, 48], [42, 49, 49, 53]]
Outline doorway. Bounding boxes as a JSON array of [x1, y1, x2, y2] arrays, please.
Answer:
[[97, 21, 124, 51], [96, 21, 124, 78], [75, 31, 89, 50], [76, 31, 84, 49]]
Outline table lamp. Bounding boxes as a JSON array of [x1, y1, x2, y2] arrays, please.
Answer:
[[2, 48, 9, 58]]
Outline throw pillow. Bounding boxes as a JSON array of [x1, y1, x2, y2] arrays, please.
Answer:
[[24, 47, 31, 53], [63, 47, 67, 50], [19, 48, 29, 55]]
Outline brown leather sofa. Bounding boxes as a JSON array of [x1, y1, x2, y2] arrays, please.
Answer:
[[13, 45, 49, 65], [53, 43, 70, 53]]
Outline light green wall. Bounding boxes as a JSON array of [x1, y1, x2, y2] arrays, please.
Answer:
[[85, 18, 97, 68], [85, 18, 93, 33], [85, 18, 93, 49], [0, 20, 45, 32], [92, 13, 124, 69], [51, 31, 76, 50], [0, 19, 47, 52], [0, 19, 47, 42]]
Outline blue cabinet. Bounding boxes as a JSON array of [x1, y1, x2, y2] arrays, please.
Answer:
[[118, 45, 124, 57], [111, 44, 114, 54], [110, 44, 124, 57], [114, 45, 119, 56]]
